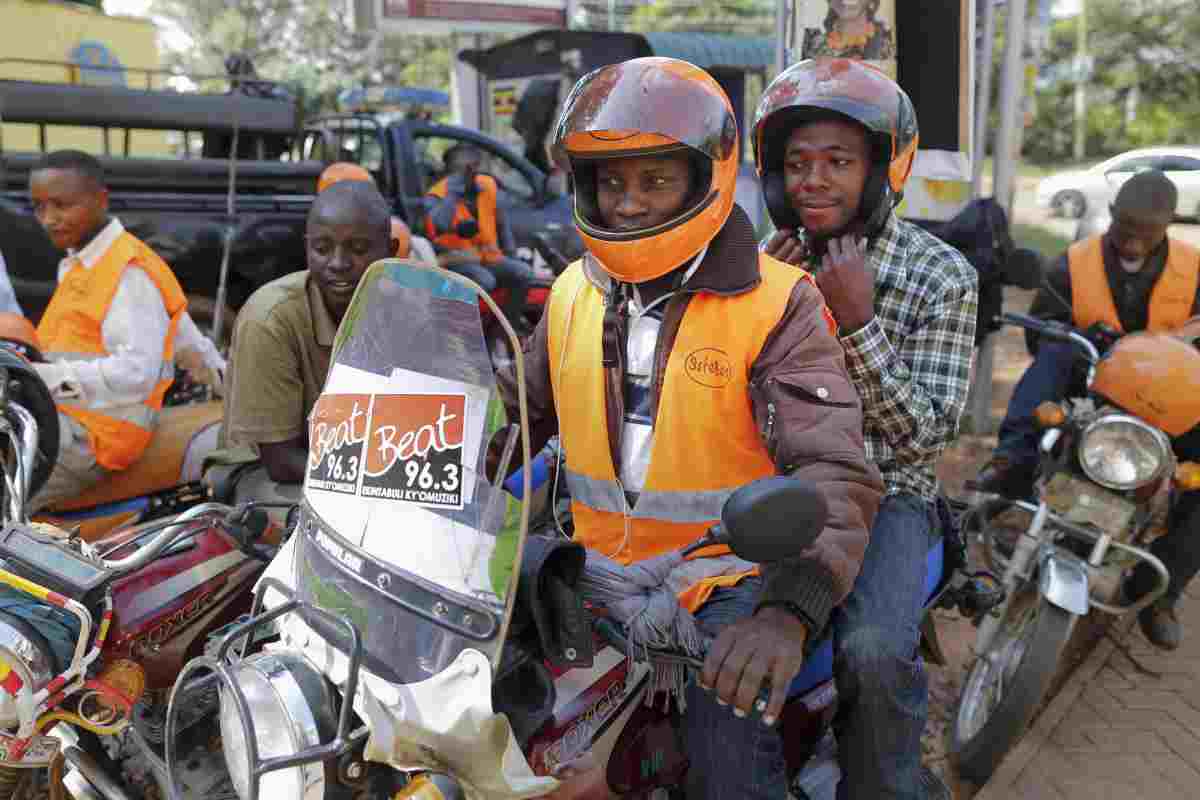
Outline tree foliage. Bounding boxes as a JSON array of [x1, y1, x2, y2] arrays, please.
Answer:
[[147, 0, 454, 114], [628, 0, 775, 36], [1021, 0, 1200, 164]]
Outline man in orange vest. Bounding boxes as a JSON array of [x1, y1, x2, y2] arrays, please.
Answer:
[[26, 150, 214, 510], [973, 169, 1200, 648], [498, 58, 881, 799], [424, 144, 535, 330]]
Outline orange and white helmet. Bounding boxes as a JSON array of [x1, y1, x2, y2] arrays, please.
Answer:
[[550, 57, 739, 284], [752, 58, 919, 236], [317, 162, 374, 194]]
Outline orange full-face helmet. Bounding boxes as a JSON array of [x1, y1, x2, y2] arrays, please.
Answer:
[[752, 58, 919, 237], [317, 162, 374, 194], [0, 312, 42, 362], [550, 57, 740, 284]]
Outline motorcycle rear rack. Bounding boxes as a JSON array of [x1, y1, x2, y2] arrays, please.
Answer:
[[163, 577, 368, 800]]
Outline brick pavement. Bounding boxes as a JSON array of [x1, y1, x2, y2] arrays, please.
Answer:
[[975, 587, 1200, 799]]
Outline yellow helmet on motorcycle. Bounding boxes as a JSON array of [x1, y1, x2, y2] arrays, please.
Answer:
[[550, 57, 739, 284], [752, 58, 919, 237]]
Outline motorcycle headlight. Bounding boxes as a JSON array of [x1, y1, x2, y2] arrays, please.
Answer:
[[1079, 414, 1172, 491], [218, 651, 335, 800]]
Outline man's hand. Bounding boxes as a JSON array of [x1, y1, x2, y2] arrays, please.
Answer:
[[814, 235, 875, 333], [763, 229, 806, 266], [700, 606, 808, 726]]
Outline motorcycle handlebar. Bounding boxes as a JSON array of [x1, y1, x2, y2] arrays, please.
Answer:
[[1000, 312, 1101, 373], [99, 502, 230, 575]]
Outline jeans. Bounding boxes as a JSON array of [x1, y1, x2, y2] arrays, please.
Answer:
[[997, 341, 1200, 607], [995, 340, 1083, 469], [832, 493, 939, 800], [445, 256, 534, 326], [684, 576, 788, 800]]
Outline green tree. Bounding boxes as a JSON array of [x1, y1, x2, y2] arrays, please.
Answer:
[[628, 0, 775, 36]]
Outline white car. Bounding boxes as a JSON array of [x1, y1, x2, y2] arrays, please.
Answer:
[[1035, 146, 1200, 220]]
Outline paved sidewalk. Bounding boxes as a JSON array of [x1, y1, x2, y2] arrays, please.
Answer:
[[976, 587, 1200, 799]]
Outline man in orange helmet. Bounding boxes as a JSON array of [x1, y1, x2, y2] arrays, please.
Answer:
[[972, 169, 1200, 650], [424, 144, 536, 331], [316, 161, 436, 264], [27, 150, 225, 510], [498, 57, 881, 799], [757, 59, 978, 799]]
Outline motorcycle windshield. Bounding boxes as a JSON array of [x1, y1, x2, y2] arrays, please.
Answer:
[[296, 259, 528, 685]]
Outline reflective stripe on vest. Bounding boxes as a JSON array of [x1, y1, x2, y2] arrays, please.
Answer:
[[424, 175, 503, 264], [37, 232, 187, 471], [546, 254, 807, 612], [1069, 236, 1200, 333]]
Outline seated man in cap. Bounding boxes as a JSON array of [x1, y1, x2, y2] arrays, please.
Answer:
[[972, 169, 1200, 649]]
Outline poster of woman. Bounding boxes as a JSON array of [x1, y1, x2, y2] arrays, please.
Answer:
[[797, 0, 898, 77]]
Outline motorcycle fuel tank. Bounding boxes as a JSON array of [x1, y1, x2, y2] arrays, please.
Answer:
[[97, 520, 268, 688]]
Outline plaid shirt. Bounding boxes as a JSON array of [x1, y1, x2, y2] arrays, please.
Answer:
[[827, 214, 978, 501]]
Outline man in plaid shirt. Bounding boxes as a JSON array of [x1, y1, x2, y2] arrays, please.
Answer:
[[756, 60, 977, 799]]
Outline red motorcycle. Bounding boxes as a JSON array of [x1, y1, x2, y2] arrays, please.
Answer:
[[0, 346, 281, 799], [164, 258, 997, 800]]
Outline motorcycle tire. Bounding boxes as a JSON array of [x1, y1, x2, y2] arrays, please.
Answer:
[[949, 585, 1075, 784]]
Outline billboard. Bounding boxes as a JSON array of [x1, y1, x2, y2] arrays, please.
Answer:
[[359, 0, 568, 36]]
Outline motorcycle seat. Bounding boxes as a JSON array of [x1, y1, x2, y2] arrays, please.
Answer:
[[787, 538, 945, 699], [48, 401, 224, 513]]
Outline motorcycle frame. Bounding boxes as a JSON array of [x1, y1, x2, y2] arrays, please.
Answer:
[[974, 428, 1171, 655]]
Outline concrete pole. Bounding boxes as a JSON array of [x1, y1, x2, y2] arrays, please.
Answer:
[[971, 0, 997, 197], [1073, 0, 1088, 162], [775, 0, 790, 78], [993, 0, 1030, 220]]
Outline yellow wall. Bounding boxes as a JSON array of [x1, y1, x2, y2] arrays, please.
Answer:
[[0, 0, 168, 156]]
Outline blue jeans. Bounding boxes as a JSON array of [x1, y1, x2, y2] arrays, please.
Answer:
[[445, 256, 534, 325], [995, 341, 1083, 468], [684, 576, 788, 800], [832, 493, 939, 800]]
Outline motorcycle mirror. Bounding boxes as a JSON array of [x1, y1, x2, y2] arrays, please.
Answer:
[[685, 477, 827, 562], [1002, 247, 1044, 291]]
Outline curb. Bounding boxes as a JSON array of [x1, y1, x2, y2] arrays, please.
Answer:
[[972, 615, 1133, 799]]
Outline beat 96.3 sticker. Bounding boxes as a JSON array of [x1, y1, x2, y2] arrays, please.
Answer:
[[307, 393, 467, 510]]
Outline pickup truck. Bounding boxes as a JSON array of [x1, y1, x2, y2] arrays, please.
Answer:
[[0, 72, 579, 323]]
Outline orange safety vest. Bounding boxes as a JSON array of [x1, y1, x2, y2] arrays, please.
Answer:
[[424, 175, 503, 265], [546, 255, 807, 612], [37, 231, 187, 471], [1069, 236, 1200, 333]]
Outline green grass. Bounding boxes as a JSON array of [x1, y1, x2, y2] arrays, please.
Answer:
[[1011, 222, 1071, 258]]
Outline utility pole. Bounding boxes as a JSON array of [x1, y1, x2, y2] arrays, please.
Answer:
[[1073, 0, 1088, 161], [608, 0, 616, 31], [972, 0, 998, 197], [993, 0, 1030, 220], [774, 0, 791, 78]]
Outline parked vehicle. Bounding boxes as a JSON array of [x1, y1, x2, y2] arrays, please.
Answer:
[[0, 345, 283, 799], [0, 63, 581, 322], [160, 258, 1001, 800], [950, 311, 1183, 783], [1035, 146, 1200, 221]]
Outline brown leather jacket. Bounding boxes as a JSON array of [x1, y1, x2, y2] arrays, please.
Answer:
[[498, 207, 882, 634]]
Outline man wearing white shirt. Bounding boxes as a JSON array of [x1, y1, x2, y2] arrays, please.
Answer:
[[0, 250, 24, 316], [28, 150, 217, 510]]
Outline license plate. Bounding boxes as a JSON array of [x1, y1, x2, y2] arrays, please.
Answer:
[[0, 732, 60, 767], [1043, 472, 1136, 535]]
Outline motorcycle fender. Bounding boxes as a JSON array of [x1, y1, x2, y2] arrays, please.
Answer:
[[1038, 550, 1089, 616]]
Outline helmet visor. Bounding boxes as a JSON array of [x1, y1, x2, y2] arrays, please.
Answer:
[[552, 58, 738, 169]]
